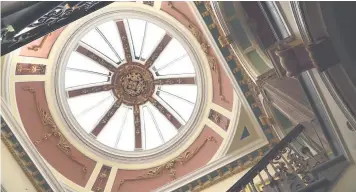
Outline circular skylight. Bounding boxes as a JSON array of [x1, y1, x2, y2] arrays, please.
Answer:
[[64, 18, 198, 151]]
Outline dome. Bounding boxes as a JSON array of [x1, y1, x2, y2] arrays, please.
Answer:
[[52, 5, 210, 163], [62, 18, 199, 152]]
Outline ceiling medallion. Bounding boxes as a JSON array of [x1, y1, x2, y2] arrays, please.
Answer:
[[113, 63, 154, 106]]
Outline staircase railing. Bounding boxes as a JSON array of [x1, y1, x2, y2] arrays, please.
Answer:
[[1, 1, 113, 56], [227, 124, 330, 192]]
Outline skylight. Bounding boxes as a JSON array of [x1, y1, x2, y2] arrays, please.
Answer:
[[64, 18, 198, 151]]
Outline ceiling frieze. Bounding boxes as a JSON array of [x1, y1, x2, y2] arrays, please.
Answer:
[[1, 99, 65, 192], [164, 2, 280, 191], [1, 120, 53, 192], [0, 2, 268, 191], [162, 1, 234, 111], [23, 86, 88, 174]]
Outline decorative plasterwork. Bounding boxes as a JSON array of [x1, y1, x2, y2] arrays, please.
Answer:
[[19, 27, 65, 59], [91, 166, 111, 192], [155, 130, 268, 192], [27, 33, 51, 52], [194, 1, 276, 137], [208, 109, 230, 131], [1, 3, 245, 192], [1, 99, 65, 192], [117, 136, 217, 191], [50, 3, 212, 164], [1, 5, 238, 191], [167, 1, 229, 104], [1, 120, 52, 192], [16, 63, 46, 75], [163, 2, 280, 191], [22, 87, 88, 174]]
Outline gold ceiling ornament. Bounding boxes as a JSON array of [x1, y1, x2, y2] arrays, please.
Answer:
[[203, 1, 263, 100], [116, 136, 217, 191], [175, 3, 281, 190], [93, 167, 110, 192], [203, 2, 231, 48], [1, 134, 47, 192], [190, 157, 265, 192], [16, 63, 46, 74], [113, 64, 154, 106], [22, 87, 88, 174], [208, 110, 229, 129], [167, 1, 228, 104], [27, 33, 51, 51], [202, 2, 279, 136]]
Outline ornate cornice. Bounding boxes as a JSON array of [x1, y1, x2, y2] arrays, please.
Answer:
[[1, 99, 65, 192], [27, 33, 51, 52], [163, 2, 281, 191], [1, 125, 50, 192], [117, 137, 217, 191], [168, 1, 229, 103]]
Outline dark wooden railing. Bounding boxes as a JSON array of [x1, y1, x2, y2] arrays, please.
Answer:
[[227, 124, 329, 192], [1, 1, 113, 55]]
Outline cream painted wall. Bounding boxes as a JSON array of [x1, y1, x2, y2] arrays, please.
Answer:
[[308, 69, 356, 162], [278, 1, 301, 40], [200, 169, 249, 192], [331, 165, 356, 192], [227, 105, 260, 154], [1, 141, 37, 192]]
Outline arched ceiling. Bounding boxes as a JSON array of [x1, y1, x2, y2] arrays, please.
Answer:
[[1, 2, 274, 192]]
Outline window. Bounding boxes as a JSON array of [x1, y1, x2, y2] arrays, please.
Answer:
[[63, 18, 199, 151]]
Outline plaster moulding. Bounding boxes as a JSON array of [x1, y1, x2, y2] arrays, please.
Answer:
[[1, 98, 65, 192], [46, 2, 216, 167], [210, 92, 241, 160], [154, 135, 267, 192], [188, 2, 268, 145]]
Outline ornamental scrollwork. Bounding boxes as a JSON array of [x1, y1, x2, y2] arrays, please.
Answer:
[[23, 87, 88, 174], [93, 167, 111, 192], [271, 146, 316, 186], [167, 1, 229, 103], [208, 110, 229, 130], [27, 33, 51, 51], [117, 136, 217, 191], [16, 63, 47, 75]]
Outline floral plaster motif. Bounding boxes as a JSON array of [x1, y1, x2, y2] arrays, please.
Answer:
[[92, 165, 112, 192], [20, 27, 65, 58], [112, 126, 222, 192], [170, 3, 281, 191], [15, 81, 96, 187], [161, 1, 234, 111], [208, 109, 230, 130], [16, 63, 46, 75]]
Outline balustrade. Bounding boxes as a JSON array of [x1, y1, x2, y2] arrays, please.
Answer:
[[227, 124, 331, 192]]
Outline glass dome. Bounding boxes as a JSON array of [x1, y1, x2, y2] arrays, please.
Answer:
[[64, 18, 198, 151]]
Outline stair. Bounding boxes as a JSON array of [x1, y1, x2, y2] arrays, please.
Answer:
[[297, 178, 329, 192], [297, 155, 348, 192], [310, 155, 348, 181]]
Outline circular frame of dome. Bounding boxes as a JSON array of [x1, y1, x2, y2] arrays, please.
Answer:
[[51, 4, 211, 163]]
